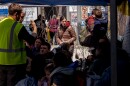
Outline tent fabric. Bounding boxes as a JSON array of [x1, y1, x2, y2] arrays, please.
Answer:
[[0, 0, 109, 5], [117, 0, 130, 56]]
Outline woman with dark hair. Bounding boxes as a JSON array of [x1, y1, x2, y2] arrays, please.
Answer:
[[55, 16, 76, 56]]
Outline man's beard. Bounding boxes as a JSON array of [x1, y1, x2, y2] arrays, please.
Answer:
[[16, 15, 20, 21]]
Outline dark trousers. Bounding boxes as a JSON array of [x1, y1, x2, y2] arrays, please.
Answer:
[[50, 31, 55, 40], [50, 31, 57, 44], [0, 64, 26, 86]]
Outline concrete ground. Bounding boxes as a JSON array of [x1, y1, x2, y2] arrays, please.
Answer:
[[51, 44, 91, 62], [72, 44, 91, 62]]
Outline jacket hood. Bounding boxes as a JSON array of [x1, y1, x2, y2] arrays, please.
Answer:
[[50, 67, 74, 77]]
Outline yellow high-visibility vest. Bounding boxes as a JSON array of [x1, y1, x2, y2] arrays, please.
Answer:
[[0, 17, 26, 65]]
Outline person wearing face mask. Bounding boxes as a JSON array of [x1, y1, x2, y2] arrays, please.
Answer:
[[55, 16, 76, 56], [0, 3, 36, 86]]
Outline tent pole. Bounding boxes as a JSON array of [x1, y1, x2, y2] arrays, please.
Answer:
[[77, 6, 81, 45], [110, 0, 117, 86]]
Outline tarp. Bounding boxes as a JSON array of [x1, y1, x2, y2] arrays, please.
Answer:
[[0, 9, 8, 16], [0, 0, 110, 5], [117, 0, 130, 56]]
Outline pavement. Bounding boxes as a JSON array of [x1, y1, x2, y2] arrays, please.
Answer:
[[72, 44, 91, 62], [51, 44, 91, 62]]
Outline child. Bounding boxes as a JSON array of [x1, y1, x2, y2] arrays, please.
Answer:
[[38, 63, 55, 86]]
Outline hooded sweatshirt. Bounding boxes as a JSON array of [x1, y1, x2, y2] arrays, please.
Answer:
[[50, 67, 75, 86]]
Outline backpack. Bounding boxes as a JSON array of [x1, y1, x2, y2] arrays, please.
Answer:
[[85, 16, 95, 32], [49, 19, 58, 32]]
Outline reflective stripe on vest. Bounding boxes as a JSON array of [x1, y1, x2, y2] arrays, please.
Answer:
[[0, 22, 25, 52], [0, 48, 25, 52]]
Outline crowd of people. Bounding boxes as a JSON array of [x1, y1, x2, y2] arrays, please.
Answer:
[[0, 3, 130, 86]]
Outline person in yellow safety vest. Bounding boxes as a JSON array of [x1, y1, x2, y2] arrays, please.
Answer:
[[0, 3, 36, 86]]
